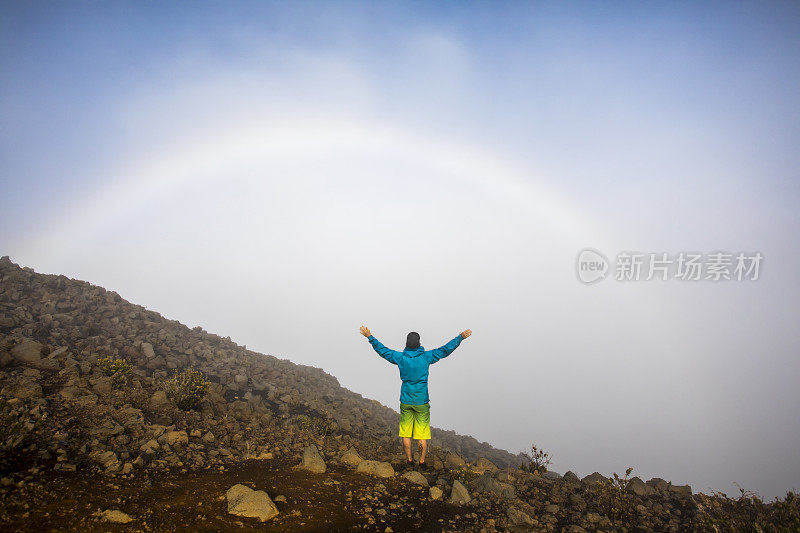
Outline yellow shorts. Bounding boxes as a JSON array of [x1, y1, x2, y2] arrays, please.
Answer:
[[398, 402, 431, 440]]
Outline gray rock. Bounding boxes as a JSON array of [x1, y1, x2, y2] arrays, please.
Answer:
[[11, 381, 42, 399], [444, 452, 466, 468], [429, 486, 443, 500], [627, 476, 656, 497], [11, 339, 43, 365], [507, 506, 535, 526], [449, 479, 471, 505], [226, 484, 279, 522], [99, 509, 134, 523], [48, 346, 69, 359], [141, 342, 155, 359], [543, 470, 562, 480], [356, 460, 395, 478], [668, 483, 692, 498], [160, 430, 188, 447], [117, 406, 145, 428], [473, 473, 515, 498], [149, 390, 170, 409], [646, 477, 670, 491], [90, 377, 112, 395], [565, 526, 588, 533], [140, 440, 159, 454], [568, 493, 587, 512], [90, 450, 120, 471], [298, 444, 326, 473], [581, 471, 608, 485], [474, 457, 498, 473], [563, 470, 580, 483], [340, 446, 363, 468], [401, 470, 429, 486]]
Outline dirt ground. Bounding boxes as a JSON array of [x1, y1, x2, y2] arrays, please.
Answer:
[[0, 458, 497, 532]]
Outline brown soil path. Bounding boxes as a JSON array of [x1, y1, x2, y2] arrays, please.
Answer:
[[0, 458, 495, 532]]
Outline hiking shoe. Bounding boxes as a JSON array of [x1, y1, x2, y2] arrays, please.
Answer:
[[403, 460, 414, 472], [417, 461, 428, 471]]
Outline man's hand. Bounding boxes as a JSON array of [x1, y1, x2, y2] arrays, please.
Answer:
[[460, 329, 472, 339], [360, 326, 371, 338]]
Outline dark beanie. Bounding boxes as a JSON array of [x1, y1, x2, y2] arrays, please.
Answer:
[[406, 331, 420, 350]]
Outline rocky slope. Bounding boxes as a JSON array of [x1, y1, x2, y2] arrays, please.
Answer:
[[1, 256, 795, 532], [0, 255, 519, 467]]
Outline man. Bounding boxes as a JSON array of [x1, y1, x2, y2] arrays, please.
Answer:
[[359, 326, 472, 469]]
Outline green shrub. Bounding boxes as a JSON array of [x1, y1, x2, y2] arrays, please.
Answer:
[[450, 464, 480, 490], [697, 485, 800, 532], [520, 443, 551, 474], [594, 467, 634, 522], [158, 368, 210, 410], [96, 356, 132, 389], [295, 414, 334, 438], [0, 396, 31, 457]]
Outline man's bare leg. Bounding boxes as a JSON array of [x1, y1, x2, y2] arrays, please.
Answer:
[[402, 437, 413, 462], [418, 439, 428, 464]]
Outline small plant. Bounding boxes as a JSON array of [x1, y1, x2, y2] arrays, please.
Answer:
[[520, 443, 551, 474], [595, 467, 634, 522], [0, 396, 27, 456], [450, 464, 480, 490], [158, 368, 210, 410], [96, 356, 132, 389], [113, 385, 149, 410], [295, 414, 334, 438], [697, 485, 800, 532]]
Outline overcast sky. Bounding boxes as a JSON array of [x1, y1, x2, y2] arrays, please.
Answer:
[[2, 1, 799, 499]]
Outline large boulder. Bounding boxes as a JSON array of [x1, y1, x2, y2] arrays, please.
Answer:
[[298, 444, 326, 473], [140, 439, 159, 454], [98, 509, 134, 523], [668, 483, 693, 499], [444, 452, 466, 469], [149, 390, 170, 409], [10, 381, 42, 400], [474, 457, 499, 473], [507, 506, 535, 527], [90, 450, 120, 471], [117, 407, 145, 429], [581, 472, 608, 485], [473, 473, 515, 498], [10, 339, 43, 365], [356, 460, 395, 478], [159, 430, 188, 447], [646, 477, 670, 492], [226, 484, 279, 522], [449, 479, 471, 505], [340, 446, 363, 468], [141, 342, 155, 359], [401, 470, 429, 486], [626, 476, 656, 497]]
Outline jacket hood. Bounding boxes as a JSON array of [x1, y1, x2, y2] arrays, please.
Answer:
[[403, 346, 425, 356]]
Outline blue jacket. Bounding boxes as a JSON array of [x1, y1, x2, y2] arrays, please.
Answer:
[[368, 334, 463, 405]]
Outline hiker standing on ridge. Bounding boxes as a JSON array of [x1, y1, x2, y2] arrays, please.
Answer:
[[359, 326, 472, 470]]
